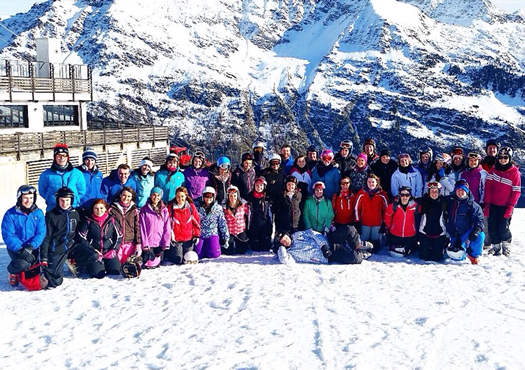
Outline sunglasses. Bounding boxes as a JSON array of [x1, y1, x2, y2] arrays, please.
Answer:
[[399, 193, 411, 197], [203, 194, 214, 198], [498, 155, 509, 160], [340, 181, 350, 185]]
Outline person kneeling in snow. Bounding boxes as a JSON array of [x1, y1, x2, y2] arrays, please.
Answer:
[[274, 228, 371, 265], [2, 185, 47, 290], [446, 180, 485, 264]]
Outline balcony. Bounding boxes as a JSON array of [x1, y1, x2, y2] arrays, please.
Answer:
[[0, 60, 92, 102]]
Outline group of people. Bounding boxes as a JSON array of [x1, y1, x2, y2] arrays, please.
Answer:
[[2, 137, 520, 290]]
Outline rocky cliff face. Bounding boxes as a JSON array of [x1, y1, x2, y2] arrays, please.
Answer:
[[1, 0, 524, 160]]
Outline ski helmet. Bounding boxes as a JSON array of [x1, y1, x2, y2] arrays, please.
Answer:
[[269, 153, 282, 163], [485, 139, 500, 151], [498, 146, 513, 160], [252, 141, 266, 151], [320, 149, 334, 161], [217, 156, 231, 169], [184, 251, 199, 264], [340, 140, 353, 151], [17, 185, 37, 200], [202, 186, 216, 197], [446, 245, 466, 261], [55, 186, 75, 200], [389, 245, 406, 258], [419, 146, 433, 161], [254, 176, 267, 187]]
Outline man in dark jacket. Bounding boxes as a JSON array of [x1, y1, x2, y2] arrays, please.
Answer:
[[262, 154, 286, 205], [334, 140, 357, 178], [446, 180, 485, 264], [370, 149, 398, 201], [40, 187, 82, 288]]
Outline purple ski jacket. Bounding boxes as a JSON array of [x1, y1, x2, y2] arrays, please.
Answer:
[[139, 201, 171, 249]]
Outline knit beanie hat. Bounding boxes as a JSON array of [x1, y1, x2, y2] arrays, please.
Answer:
[[82, 147, 97, 161]]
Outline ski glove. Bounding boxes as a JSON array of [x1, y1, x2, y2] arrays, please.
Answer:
[[504, 205, 514, 219], [19, 246, 36, 265], [321, 245, 333, 259], [468, 229, 481, 242], [142, 249, 155, 262], [483, 204, 490, 218]]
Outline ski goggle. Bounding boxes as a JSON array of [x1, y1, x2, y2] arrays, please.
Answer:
[[451, 148, 464, 156], [17, 185, 37, 198], [427, 181, 441, 190], [219, 163, 230, 169], [399, 193, 411, 197], [193, 151, 205, 159], [340, 142, 352, 149], [467, 152, 481, 160]]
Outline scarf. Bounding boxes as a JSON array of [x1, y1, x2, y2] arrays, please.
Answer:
[[92, 212, 109, 226]]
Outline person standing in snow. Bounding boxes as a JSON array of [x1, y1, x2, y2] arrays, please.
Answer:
[[280, 144, 294, 175], [76, 147, 104, 211], [231, 152, 256, 200], [252, 140, 269, 176], [273, 176, 302, 235], [310, 149, 341, 200], [447, 147, 466, 183], [39, 143, 86, 212], [349, 152, 370, 194], [446, 180, 485, 264], [262, 153, 286, 206], [245, 177, 273, 252], [425, 153, 455, 196], [154, 152, 185, 204], [460, 152, 487, 205], [334, 140, 357, 178], [481, 139, 499, 173], [289, 155, 312, 212], [207, 156, 232, 205], [484, 147, 521, 257], [306, 145, 319, 171], [101, 163, 137, 204], [415, 147, 433, 190], [331, 176, 355, 237], [184, 151, 211, 201], [2, 185, 46, 288], [132, 157, 155, 209], [390, 153, 423, 199], [362, 138, 379, 164], [370, 148, 398, 201]]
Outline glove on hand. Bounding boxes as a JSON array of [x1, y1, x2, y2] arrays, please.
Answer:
[[142, 249, 155, 262], [379, 223, 387, 234], [19, 246, 36, 265], [468, 229, 480, 242], [483, 204, 490, 218], [503, 206, 514, 219], [321, 245, 333, 259]]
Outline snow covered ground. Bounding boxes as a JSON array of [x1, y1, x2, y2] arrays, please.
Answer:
[[1, 211, 524, 369]]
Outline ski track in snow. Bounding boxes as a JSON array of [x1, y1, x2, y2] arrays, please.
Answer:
[[1, 218, 525, 369]]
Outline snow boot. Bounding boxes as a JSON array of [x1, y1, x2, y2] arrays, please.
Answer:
[[488, 243, 502, 256], [467, 254, 479, 265], [8, 273, 19, 287], [501, 241, 511, 257]]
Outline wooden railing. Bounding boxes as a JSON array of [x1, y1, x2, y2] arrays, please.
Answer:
[[0, 60, 92, 101], [0, 126, 169, 160]]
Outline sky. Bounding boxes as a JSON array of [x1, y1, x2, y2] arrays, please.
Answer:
[[0, 0, 525, 16]]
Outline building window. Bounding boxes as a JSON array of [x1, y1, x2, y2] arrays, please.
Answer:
[[0, 105, 29, 128], [43, 105, 79, 126]]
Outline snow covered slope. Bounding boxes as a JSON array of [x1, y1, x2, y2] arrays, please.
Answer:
[[0, 0, 524, 157], [1, 211, 524, 369]]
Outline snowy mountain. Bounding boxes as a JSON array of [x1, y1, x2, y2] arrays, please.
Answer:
[[1, 0, 525, 158]]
